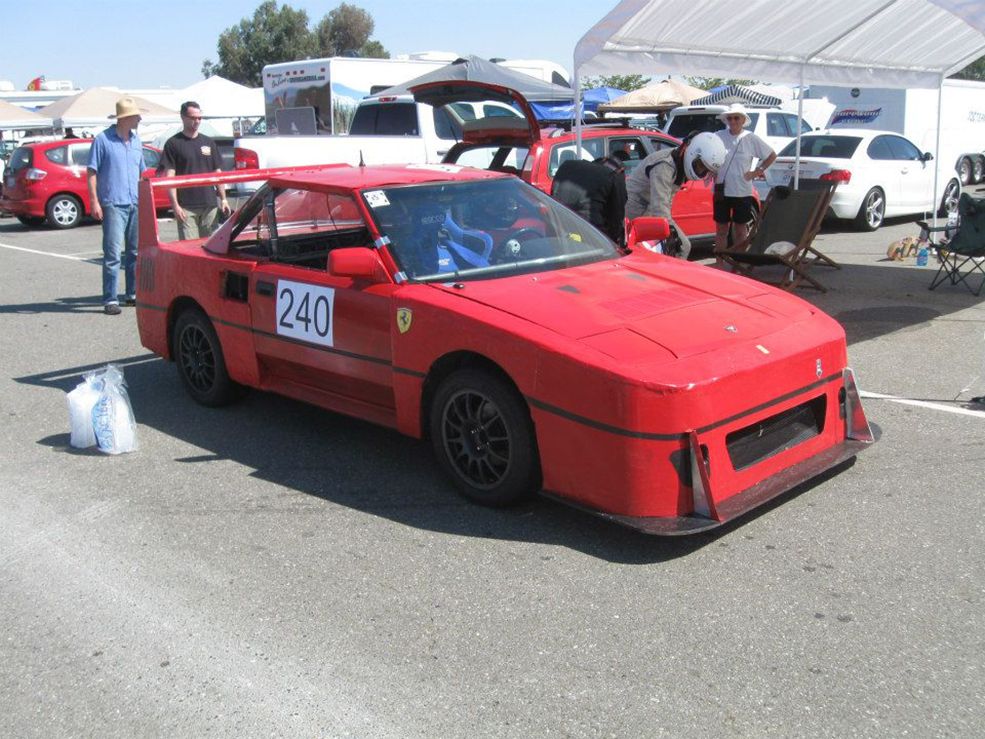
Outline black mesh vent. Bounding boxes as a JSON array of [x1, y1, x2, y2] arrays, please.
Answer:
[[726, 396, 826, 471]]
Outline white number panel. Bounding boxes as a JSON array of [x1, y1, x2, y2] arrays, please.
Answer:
[[276, 279, 335, 347]]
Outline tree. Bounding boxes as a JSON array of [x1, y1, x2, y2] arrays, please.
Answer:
[[315, 3, 388, 58], [582, 74, 650, 92], [202, 1, 315, 86], [951, 56, 985, 81], [202, 2, 390, 85], [683, 76, 754, 90]]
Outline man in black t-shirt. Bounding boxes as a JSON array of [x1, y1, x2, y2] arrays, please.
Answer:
[[161, 101, 230, 239], [551, 156, 628, 245]]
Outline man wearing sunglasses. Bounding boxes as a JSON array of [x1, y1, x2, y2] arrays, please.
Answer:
[[162, 101, 230, 239], [713, 103, 776, 252]]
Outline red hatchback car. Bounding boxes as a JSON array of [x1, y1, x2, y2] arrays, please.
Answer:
[[0, 138, 169, 229]]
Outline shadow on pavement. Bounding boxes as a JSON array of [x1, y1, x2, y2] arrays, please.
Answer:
[[16, 352, 845, 564]]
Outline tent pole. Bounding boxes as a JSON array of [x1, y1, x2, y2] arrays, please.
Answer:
[[932, 75, 944, 229], [794, 62, 805, 190], [574, 68, 582, 156]]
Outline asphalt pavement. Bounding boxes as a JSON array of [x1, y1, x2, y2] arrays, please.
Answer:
[[1, 207, 983, 737]]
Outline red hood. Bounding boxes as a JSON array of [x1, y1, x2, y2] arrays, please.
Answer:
[[434, 255, 818, 362]]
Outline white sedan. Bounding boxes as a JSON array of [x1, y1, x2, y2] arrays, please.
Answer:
[[762, 129, 961, 231]]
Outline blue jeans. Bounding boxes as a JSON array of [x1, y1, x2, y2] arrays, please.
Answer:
[[101, 203, 138, 305]]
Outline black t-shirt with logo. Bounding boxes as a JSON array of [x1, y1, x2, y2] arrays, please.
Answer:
[[161, 132, 221, 208]]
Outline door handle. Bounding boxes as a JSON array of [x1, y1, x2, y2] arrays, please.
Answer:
[[256, 280, 275, 296]]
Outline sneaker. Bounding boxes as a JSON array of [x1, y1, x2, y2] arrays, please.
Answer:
[[123, 297, 136, 307], [104, 303, 122, 315]]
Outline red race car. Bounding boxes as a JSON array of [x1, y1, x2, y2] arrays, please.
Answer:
[[0, 138, 170, 229], [135, 164, 872, 534]]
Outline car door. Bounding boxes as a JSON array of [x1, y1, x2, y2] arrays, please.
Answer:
[[886, 135, 933, 210], [865, 135, 905, 212], [246, 187, 397, 415], [67, 143, 93, 209]]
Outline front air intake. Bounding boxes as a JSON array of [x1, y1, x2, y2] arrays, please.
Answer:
[[726, 396, 826, 471]]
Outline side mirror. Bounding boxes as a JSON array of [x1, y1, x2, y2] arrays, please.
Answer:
[[626, 216, 671, 249], [923, 151, 934, 162], [328, 247, 389, 282]]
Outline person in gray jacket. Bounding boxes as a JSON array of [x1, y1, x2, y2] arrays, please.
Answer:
[[625, 132, 726, 258]]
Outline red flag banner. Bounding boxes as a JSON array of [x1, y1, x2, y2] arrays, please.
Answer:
[[26, 76, 44, 91]]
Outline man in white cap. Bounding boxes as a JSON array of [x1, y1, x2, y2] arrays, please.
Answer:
[[87, 96, 146, 315], [713, 103, 776, 253]]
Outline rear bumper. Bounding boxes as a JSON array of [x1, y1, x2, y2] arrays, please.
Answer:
[[0, 194, 44, 217]]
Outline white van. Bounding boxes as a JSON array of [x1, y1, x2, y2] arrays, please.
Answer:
[[663, 104, 812, 152]]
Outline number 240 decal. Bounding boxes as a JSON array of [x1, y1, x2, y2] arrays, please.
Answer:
[[276, 279, 335, 347]]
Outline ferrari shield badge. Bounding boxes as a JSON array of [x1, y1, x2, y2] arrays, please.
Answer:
[[396, 308, 413, 334]]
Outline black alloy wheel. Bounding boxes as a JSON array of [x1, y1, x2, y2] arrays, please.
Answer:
[[173, 309, 244, 407], [430, 369, 540, 507]]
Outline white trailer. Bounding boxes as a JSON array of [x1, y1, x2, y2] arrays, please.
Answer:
[[808, 79, 985, 185], [262, 57, 447, 135]]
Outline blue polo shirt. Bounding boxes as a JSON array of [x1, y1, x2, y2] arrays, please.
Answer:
[[87, 125, 146, 206]]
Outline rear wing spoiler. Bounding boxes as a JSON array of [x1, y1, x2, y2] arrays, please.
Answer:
[[137, 164, 349, 249]]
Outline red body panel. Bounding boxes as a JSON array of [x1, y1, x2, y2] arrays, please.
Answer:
[[136, 164, 870, 533]]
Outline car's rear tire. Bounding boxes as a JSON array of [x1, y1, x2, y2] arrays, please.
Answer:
[[15, 215, 45, 227], [958, 157, 973, 186], [854, 188, 885, 231], [939, 179, 960, 218], [45, 194, 83, 229], [173, 308, 245, 407], [429, 369, 540, 507]]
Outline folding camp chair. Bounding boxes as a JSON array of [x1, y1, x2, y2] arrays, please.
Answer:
[[918, 192, 985, 297], [714, 182, 840, 292]]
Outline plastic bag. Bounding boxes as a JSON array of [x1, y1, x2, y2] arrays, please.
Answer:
[[66, 364, 137, 454]]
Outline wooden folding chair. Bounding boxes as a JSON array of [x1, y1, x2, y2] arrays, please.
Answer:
[[714, 182, 840, 292]]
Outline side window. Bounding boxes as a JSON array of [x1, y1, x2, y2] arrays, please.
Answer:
[[483, 104, 517, 118], [886, 136, 922, 160], [45, 146, 68, 165], [792, 115, 813, 134], [433, 106, 461, 141], [867, 136, 895, 160], [69, 143, 92, 166], [745, 113, 759, 132], [548, 139, 604, 176], [767, 113, 788, 137], [448, 102, 476, 122], [376, 103, 419, 136], [608, 137, 646, 165], [142, 147, 161, 170], [645, 136, 675, 152]]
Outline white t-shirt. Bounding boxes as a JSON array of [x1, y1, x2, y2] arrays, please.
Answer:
[[715, 129, 774, 198]]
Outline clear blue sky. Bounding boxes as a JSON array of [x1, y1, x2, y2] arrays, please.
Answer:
[[1, 0, 610, 90]]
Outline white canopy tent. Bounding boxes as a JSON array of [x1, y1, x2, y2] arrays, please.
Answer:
[[572, 0, 985, 203], [0, 99, 52, 131]]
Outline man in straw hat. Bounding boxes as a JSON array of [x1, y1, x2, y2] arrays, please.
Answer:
[[87, 96, 146, 315], [712, 103, 776, 254]]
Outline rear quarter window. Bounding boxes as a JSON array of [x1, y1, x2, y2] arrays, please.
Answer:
[[45, 146, 68, 165]]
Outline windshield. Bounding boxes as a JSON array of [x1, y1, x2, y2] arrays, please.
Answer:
[[362, 177, 620, 282], [779, 136, 861, 158]]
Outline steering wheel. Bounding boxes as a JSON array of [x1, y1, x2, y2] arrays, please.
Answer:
[[495, 228, 541, 262]]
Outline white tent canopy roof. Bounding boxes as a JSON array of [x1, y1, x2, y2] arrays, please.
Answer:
[[174, 76, 263, 118], [39, 87, 179, 129], [574, 0, 985, 89], [0, 99, 52, 130]]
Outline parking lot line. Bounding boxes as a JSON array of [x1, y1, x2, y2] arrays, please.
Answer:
[[0, 242, 93, 262], [859, 389, 985, 419]]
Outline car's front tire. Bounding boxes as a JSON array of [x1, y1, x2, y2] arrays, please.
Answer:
[[173, 308, 244, 407], [45, 194, 82, 229], [855, 188, 885, 231], [429, 369, 540, 507]]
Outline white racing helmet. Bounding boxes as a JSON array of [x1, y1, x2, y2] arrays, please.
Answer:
[[683, 132, 727, 180]]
